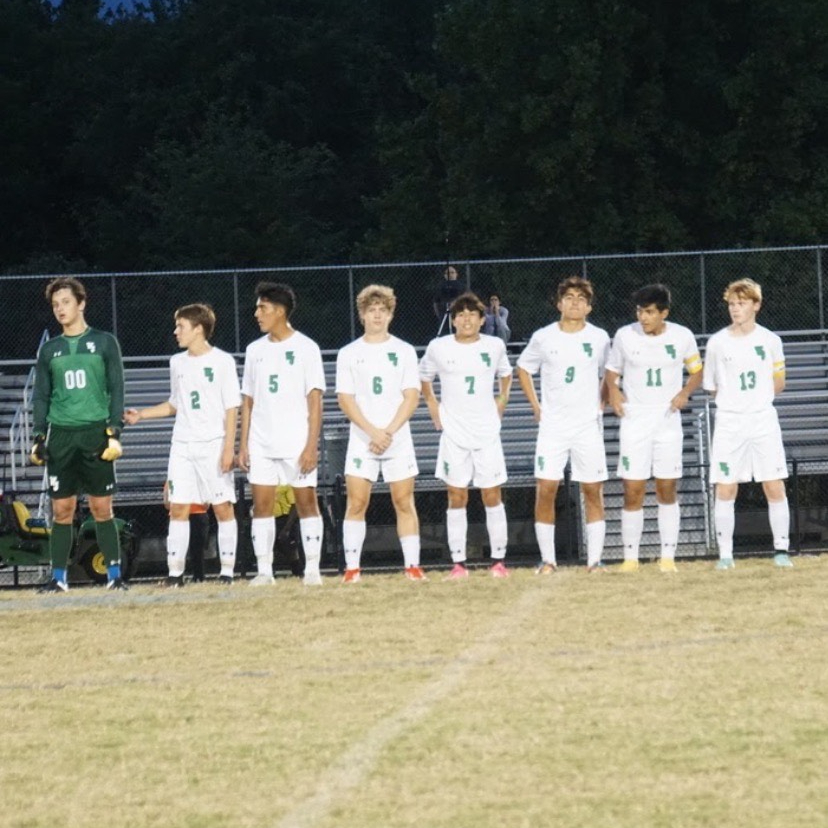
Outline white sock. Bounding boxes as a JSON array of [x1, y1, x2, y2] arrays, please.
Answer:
[[251, 516, 275, 575], [446, 508, 467, 563], [586, 520, 606, 567], [534, 522, 556, 565], [342, 519, 366, 570], [658, 502, 680, 560], [714, 498, 735, 559], [768, 498, 790, 551], [485, 503, 508, 561], [217, 519, 237, 577], [167, 519, 189, 578], [400, 535, 421, 568], [300, 516, 324, 576], [621, 509, 644, 562]]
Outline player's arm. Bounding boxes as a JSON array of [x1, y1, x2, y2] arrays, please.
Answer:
[[104, 335, 126, 431], [384, 387, 420, 435], [495, 372, 512, 418], [516, 367, 540, 422], [298, 388, 323, 474], [773, 365, 786, 396], [421, 380, 441, 431], [124, 401, 176, 424], [221, 406, 238, 473], [30, 347, 52, 464], [604, 369, 625, 417], [337, 393, 392, 454], [671, 353, 704, 411], [238, 394, 253, 471]]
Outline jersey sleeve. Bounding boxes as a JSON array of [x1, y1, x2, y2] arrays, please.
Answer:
[[682, 328, 703, 375], [419, 340, 439, 382], [770, 332, 785, 376], [605, 330, 625, 375], [598, 330, 611, 378], [495, 340, 513, 378], [104, 334, 125, 429], [32, 343, 52, 435], [400, 344, 420, 391], [221, 354, 242, 409], [335, 347, 354, 395], [241, 345, 255, 397], [305, 340, 327, 394], [702, 337, 718, 391], [516, 332, 543, 375]]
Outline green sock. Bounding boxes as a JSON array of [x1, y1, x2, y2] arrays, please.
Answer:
[[95, 519, 121, 566], [49, 522, 74, 569]]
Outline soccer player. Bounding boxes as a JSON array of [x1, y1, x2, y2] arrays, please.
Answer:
[[703, 278, 792, 569], [238, 282, 326, 586], [336, 284, 422, 582], [604, 284, 703, 572], [516, 276, 611, 573], [420, 292, 513, 579], [30, 277, 126, 592], [125, 304, 240, 586]]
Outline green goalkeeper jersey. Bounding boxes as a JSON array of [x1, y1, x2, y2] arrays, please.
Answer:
[[33, 327, 125, 433]]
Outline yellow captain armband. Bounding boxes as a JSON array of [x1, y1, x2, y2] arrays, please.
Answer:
[[685, 353, 703, 374]]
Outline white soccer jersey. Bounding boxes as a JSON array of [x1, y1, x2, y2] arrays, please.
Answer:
[[517, 322, 610, 423], [169, 347, 241, 443], [419, 334, 512, 450], [703, 324, 784, 413], [242, 331, 326, 457], [606, 321, 702, 407], [336, 335, 419, 457]]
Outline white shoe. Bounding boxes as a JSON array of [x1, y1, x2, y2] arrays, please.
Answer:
[[303, 571, 323, 586], [249, 573, 275, 586]]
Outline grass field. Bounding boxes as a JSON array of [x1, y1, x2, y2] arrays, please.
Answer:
[[1, 557, 827, 828]]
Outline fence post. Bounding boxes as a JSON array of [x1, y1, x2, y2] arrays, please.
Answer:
[[110, 274, 118, 339], [233, 271, 241, 354], [817, 248, 825, 331], [699, 253, 707, 335], [348, 267, 356, 341]]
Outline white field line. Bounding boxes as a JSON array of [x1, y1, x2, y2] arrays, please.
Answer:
[[276, 584, 551, 828]]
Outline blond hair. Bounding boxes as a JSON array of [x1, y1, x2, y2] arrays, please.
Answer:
[[723, 278, 762, 303], [356, 284, 396, 317]]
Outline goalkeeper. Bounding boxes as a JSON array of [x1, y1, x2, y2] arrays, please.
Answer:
[[30, 277, 127, 592]]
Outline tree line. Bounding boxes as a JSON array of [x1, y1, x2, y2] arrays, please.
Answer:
[[3, 0, 828, 275]]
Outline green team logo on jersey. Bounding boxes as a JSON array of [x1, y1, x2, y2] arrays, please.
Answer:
[[537, 456, 546, 471], [85, 341, 96, 353], [204, 367, 214, 382], [754, 346, 766, 360], [622, 456, 630, 471], [387, 352, 398, 366], [353, 458, 362, 469], [480, 353, 491, 367], [665, 345, 676, 358], [719, 462, 730, 476], [582, 343, 593, 357], [286, 351, 295, 365]]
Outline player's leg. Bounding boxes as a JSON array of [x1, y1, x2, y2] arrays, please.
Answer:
[[481, 484, 509, 577], [581, 482, 606, 570], [212, 501, 238, 582], [165, 446, 200, 585], [294, 484, 324, 584], [196, 438, 238, 582], [534, 479, 559, 570], [389, 476, 424, 579], [713, 482, 738, 569], [620, 479, 646, 570], [43, 495, 77, 591], [709, 412, 744, 569], [88, 494, 124, 587], [342, 474, 372, 581], [437, 435, 473, 578], [166, 501, 191, 584], [250, 482, 278, 584], [570, 420, 609, 571], [187, 509, 209, 582], [763, 478, 792, 567], [754, 410, 792, 567], [654, 477, 679, 570], [617, 413, 653, 572]]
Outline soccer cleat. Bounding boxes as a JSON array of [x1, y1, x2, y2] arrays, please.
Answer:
[[303, 571, 323, 586], [36, 578, 68, 594], [587, 562, 607, 573], [106, 578, 129, 591], [716, 557, 735, 571], [163, 575, 184, 588], [773, 552, 794, 568], [342, 568, 361, 584], [445, 563, 469, 581], [249, 573, 275, 586], [617, 560, 640, 573], [405, 566, 427, 581], [658, 559, 678, 573], [535, 562, 557, 575], [218, 575, 234, 585], [490, 561, 510, 578]]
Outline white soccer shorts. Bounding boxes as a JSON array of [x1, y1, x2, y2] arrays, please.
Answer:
[[617, 406, 683, 480], [710, 408, 788, 484], [167, 438, 236, 505], [535, 415, 608, 483], [248, 445, 319, 488], [435, 433, 508, 489], [344, 440, 419, 483]]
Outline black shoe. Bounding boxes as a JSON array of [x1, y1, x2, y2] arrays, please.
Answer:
[[36, 578, 68, 594], [191, 575, 205, 583], [106, 578, 129, 591], [163, 575, 184, 588], [218, 575, 233, 585]]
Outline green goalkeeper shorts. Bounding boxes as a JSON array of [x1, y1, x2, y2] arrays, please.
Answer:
[[45, 423, 118, 499]]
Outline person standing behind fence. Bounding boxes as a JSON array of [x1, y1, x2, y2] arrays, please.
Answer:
[[703, 278, 792, 569], [483, 292, 511, 343], [30, 277, 127, 592], [125, 304, 240, 586], [238, 282, 326, 586], [336, 285, 423, 583], [604, 284, 703, 573], [516, 277, 610, 572], [420, 292, 513, 579]]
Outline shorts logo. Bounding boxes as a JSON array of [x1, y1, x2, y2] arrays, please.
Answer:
[[582, 343, 593, 357], [665, 345, 676, 358], [480, 353, 491, 367], [754, 346, 766, 360], [204, 367, 214, 382], [286, 351, 295, 365], [443, 461, 450, 476], [387, 352, 398, 366], [49, 475, 59, 491], [85, 342, 97, 353], [719, 462, 730, 476], [622, 456, 630, 471], [537, 456, 545, 470], [168, 480, 174, 495], [353, 458, 362, 469]]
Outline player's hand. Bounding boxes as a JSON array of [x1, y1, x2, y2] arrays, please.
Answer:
[[30, 434, 48, 466], [670, 391, 690, 412], [531, 405, 541, 424], [220, 445, 235, 473], [608, 388, 626, 418], [298, 445, 318, 475], [237, 447, 250, 472], [123, 408, 141, 426], [368, 426, 392, 454], [100, 427, 123, 462]]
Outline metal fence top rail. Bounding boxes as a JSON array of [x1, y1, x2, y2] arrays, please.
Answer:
[[3, 243, 827, 281]]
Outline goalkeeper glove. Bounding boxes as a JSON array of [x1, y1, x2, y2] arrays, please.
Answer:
[[30, 434, 48, 466], [100, 426, 123, 462]]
